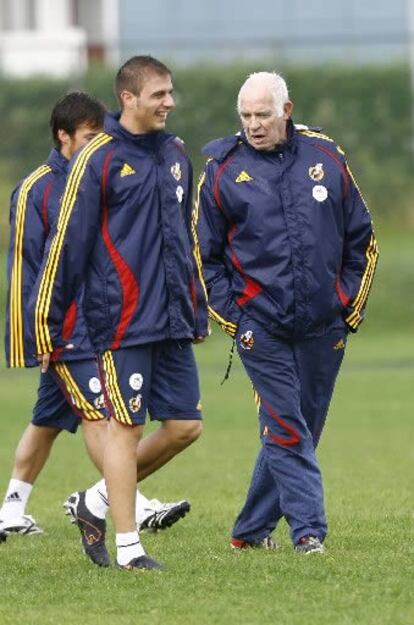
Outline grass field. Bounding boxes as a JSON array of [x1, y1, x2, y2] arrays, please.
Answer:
[[0, 228, 413, 625]]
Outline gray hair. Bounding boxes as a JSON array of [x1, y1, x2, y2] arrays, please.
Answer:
[[237, 72, 289, 116]]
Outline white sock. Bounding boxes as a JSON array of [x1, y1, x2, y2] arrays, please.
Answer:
[[0, 479, 33, 520], [85, 479, 109, 520], [116, 531, 145, 565], [135, 489, 155, 525]]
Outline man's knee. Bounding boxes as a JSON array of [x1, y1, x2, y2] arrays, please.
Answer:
[[163, 419, 203, 447]]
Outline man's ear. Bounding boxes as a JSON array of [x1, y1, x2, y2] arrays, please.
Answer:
[[57, 128, 70, 147], [283, 100, 293, 120], [120, 90, 137, 110]]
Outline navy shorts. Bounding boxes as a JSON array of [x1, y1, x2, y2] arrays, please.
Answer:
[[32, 359, 107, 433], [97, 340, 202, 426]]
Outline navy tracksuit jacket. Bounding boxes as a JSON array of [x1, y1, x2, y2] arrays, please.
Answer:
[[5, 148, 94, 368], [29, 113, 208, 358], [198, 122, 378, 544]]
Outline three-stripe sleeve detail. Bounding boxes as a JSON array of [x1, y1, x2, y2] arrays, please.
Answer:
[[35, 134, 112, 355], [191, 171, 208, 300], [345, 233, 379, 330], [9, 165, 52, 367]]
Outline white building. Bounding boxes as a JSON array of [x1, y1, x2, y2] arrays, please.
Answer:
[[0, 0, 412, 77], [0, 0, 119, 77]]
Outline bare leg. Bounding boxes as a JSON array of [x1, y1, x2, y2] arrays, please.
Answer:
[[12, 424, 61, 484], [80, 419, 202, 483], [104, 420, 143, 533], [135, 420, 202, 481], [81, 419, 108, 473]]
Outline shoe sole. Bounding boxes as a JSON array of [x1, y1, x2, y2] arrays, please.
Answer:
[[0, 516, 44, 536], [141, 501, 191, 532], [117, 555, 163, 571]]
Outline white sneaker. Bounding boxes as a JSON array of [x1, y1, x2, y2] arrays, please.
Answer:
[[0, 514, 43, 535], [138, 499, 191, 532]]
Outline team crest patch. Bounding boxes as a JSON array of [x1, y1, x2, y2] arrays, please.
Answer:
[[120, 163, 136, 177], [129, 394, 142, 413], [94, 394, 106, 409], [333, 338, 346, 351], [176, 185, 184, 203], [170, 162, 182, 181], [129, 373, 143, 391], [262, 425, 269, 436], [308, 163, 324, 182], [312, 184, 328, 202], [88, 377, 102, 394], [235, 170, 253, 183], [240, 330, 254, 350]]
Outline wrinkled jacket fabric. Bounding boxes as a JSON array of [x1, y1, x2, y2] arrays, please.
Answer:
[[30, 113, 208, 357], [198, 122, 378, 339], [5, 149, 93, 367]]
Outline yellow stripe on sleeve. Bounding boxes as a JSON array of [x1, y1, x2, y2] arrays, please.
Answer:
[[208, 305, 238, 337], [345, 234, 379, 330], [9, 165, 52, 367], [191, 171, 208, 300], [35, 134, 112, 355]]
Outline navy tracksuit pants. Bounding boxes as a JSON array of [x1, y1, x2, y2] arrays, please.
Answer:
[[232, 316, 346, 545]]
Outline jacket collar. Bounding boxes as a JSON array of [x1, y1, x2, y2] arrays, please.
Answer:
[[239, 119, 297, 155], [104, 112, 174, 152], [46, 148, 69, 174], [202, 119, 298, 162]]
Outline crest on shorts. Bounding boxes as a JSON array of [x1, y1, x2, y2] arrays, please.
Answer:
[[129, 373, 143, 391], [129, 394, 142, 413], [89, 377, 102, 394], [94, 394, 106, 409], [333, 338, 346, 351], [171, 162, 182, 181], [240, 330, 254, 350], [308, 163, 325, 182]]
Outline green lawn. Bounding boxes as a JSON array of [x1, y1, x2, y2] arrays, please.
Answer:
[[0, 327, 412, 625], [0, 227, 413, 625]]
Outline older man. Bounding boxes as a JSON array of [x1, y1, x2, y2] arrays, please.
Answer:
[[198, 71, 378, 553]]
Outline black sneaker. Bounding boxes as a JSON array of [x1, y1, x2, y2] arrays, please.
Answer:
[[117, 555, 164, 571], [0, 529, 7, 543], [295, 535, 325, 554], [230, 536, 278, 550], [139, 500, 191, 532], [64, 491, 110, 567]]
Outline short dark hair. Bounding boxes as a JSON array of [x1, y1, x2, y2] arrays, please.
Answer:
[[114, 55, 172, 106], [50, 91, 106, 149]]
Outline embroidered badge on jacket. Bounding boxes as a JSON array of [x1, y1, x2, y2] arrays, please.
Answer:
[[171, 162, 182, 181], [308, 163, 325, 182], [235, 170, 254, 183], [312, 184, 328, 202], [120, 163, 136, 177]]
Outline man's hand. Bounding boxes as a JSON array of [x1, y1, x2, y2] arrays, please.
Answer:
[[38, 353, 51, 373], [38, 343, 73, 373]]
